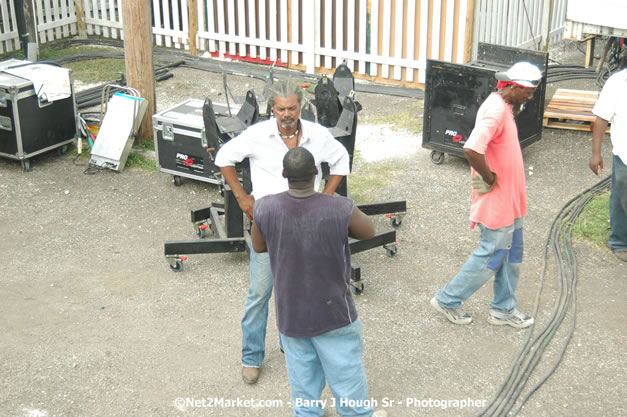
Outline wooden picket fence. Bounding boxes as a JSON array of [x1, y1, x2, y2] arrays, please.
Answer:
[[0, 0, 568, 87]]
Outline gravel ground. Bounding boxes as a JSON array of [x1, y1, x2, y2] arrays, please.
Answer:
[[1, 40, 626, 417]]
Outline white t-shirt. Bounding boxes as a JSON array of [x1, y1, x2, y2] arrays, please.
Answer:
[[592, 69, 627, 163], [215, 118, 350, 199]]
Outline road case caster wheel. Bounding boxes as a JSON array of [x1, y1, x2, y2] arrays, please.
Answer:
[[169, 260, 183, 272], [351, 282, 364, 295], [390, 216, 402, 228], [385, 245, 398, 258], [430, 151, 445, 165], [196, 223, 211, 238], [57, 144, 69, 156], [172, 175, 182, 186], [22, 160, 31, 172]]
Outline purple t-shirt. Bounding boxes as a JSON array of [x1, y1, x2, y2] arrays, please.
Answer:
[[253, 191, 357, 338]]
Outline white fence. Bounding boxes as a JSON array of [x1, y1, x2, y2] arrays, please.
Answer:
[[0, 0, 568, 86]]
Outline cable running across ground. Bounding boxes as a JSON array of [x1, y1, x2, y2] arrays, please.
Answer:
[[477, 176, 611, 417]]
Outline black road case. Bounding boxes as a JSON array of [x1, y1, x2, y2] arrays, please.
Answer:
[[153, 98, 226, 185], [422, 43, 548, 164], [0, 59, 78, 171], [154, 96, 258, 186]]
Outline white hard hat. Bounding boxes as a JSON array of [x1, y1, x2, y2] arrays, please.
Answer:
[[495, 62, 543, 88]]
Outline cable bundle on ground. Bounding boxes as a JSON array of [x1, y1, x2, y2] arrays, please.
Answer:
[[546, 64, 598, 83], [477, 176, 611, 417]]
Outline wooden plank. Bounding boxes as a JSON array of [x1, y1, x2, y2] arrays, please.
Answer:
[[406, 0, 416, 82], [380, 0, 391, 79], [311, 0, 319, 68], [206, 0, 217, 53], [346, 0, 355, 70], [431, 0, 441, 60], [289, 0, 299, 65], [543, 118, 610, 133], [324, 0, 332, 68], [227, 0, 236, 55], [369, 0, 379, 76], [543, 88, 611, 132], [84, 0, 94, 35], [247, 0, 257, 58], [336, 0, 344, 68], [217, 0, 227, 56], [162, 0, 172, 47], [451, 0, 459, 63], [280, 0, 288, 64], [358, 0, 367, 74], [269, 0, 277, 63], [259, 0, 268, 61], [549, 94, 599, 102], [443, 0, 454, 62], [108, 0, 117, 38], [544, 110, 598, 120], [393, 0, 403, 80], [152, 0, 163, 45], [418, 0, 428, 83], [61, 0, 69, 37], [237, 0, 247, 57]]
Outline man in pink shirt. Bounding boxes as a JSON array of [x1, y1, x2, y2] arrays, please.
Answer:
[[430, 62, 542, 329]]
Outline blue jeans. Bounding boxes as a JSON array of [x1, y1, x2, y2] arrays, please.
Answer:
[[241, 248, 273, 367], [609, 155, 627, 251], [436, 218, 524, 313], [280, 320, 373, 417]]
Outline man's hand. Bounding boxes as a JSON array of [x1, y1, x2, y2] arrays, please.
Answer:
[[236, 194, 255, 221], [471, 173, 497, 194], [590, 116, 608, 176], [589, 152, 603, 175]]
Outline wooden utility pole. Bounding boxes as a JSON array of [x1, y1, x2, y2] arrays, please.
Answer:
[[74, 0, 88, 39], [23, 0, 38, 60], [188, 0, 198, 56], [122, 0, 155, 142], [463, 0, 476, 63]]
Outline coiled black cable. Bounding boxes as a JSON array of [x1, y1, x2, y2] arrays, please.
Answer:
[[477, 176, 611, 417]]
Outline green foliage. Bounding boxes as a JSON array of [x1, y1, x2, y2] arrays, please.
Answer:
[[133, 140, 155, 151], [65, 58, 125, 83], [126, 152, 156, 172], [0, 43, 125, 83], [573, 191, 611, 248]]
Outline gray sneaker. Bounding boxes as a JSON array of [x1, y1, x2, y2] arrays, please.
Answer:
[[430, 297, 472, 325], [488, 308, 534, 328]]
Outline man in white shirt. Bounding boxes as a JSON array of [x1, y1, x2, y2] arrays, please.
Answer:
[[214, 79, 350, 384], [590, 49, 627, 262]]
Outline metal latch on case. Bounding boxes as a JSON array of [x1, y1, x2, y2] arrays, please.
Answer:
[[201, 128, 207, 148], [162, 123, 174, 140], [0, 115, 13, 131]]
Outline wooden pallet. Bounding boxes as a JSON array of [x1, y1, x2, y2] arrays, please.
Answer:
[[543, 88, 611, 132]]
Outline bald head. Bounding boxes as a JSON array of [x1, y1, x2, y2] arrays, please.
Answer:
[[283, 147, 316, 183]]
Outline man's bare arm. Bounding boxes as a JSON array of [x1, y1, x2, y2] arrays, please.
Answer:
[[464, 148, 495, 185], [322, 175, 344, 196], [251, 222, 267, 253], [348, 206, 375, 240], [220, 166, 255, 220], [589, 116, 608, 175]]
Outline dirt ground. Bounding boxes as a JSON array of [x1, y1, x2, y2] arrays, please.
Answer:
[[1, 40, 626, 417]]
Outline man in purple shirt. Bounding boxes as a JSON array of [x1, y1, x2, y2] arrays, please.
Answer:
[[252, 147, 386, 417]]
